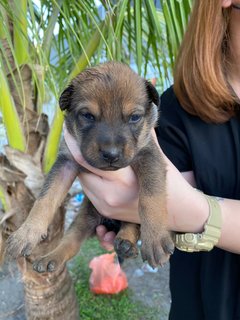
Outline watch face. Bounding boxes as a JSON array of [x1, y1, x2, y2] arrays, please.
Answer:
[[175, 232, 215, 253]]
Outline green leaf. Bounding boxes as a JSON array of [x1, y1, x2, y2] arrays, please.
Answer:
[[69, 19, 109, 80], [12, 0, 29, 65], [134, 0, 142, 74], [43, 108, 64, 173], [0, 63, 26, 151]]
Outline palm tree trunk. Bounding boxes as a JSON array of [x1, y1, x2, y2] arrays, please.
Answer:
[[17, 207, 79, 320], [1, 148, 79, 320], [24, 267, 79, 320], [0, 18, 79, 320]]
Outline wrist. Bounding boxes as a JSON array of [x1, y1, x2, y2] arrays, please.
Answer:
[[168, 180, 209, 233], [175, 194, 222, 252]]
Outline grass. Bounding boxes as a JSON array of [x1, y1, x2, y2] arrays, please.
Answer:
[[70, 238, 160, 320]]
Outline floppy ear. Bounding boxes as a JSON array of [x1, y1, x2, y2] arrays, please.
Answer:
[[59, 84, 74, 111], [145, 80, 160, 108]]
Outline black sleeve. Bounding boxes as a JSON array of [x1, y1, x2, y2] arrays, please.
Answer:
[[156, 86, 192, 172]]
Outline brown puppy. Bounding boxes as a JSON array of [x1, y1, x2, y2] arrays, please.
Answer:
[[6, 62, 174, 272]]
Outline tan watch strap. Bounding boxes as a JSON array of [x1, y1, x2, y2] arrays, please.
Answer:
[[175, 195, 222, 252]]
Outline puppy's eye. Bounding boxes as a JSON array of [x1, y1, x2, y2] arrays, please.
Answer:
[[129, 114, 142, 124], [82, 113, 95, 121]]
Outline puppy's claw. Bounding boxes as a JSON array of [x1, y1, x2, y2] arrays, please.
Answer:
[[21, 243, 33, 257], [47, 261, 56, 272], [6, 233, 28, 259], [41, 233, 48, 241], [162, 235, 175, 256], [6, 223, 48, 259], [141, 230, 175, 267]]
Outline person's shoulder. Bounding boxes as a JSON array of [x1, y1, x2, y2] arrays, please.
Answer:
[[160, 85, 176, 105], [159, 85, 188, 123]]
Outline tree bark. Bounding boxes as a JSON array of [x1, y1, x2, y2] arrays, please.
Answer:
[[0, 14, 79, 320], [0, 142, 79, 320]]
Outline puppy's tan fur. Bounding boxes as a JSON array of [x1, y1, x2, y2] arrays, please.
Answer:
[[6, 62, 174, 272]]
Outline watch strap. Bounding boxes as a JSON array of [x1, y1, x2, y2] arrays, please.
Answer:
[[175, 195, 222, 252]]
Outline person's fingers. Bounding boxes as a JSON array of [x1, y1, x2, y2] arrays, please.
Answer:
[[96, 226, 116, 244], [79, 172, 105, 192], [103, 231, 116, 243], [96, 225, 115, 251], [79, 172, 139, 211], [101, 242, 114, 251], [101, 232, 115, 251], [96, 225, 108, 240]]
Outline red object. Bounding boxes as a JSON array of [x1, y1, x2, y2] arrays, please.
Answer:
[[89, 253, 128, 294]]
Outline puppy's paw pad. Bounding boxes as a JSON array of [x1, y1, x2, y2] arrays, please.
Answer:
[[21, 243, 34, 257], [114, 238, 138, 259], [33, 258, 57, 273]]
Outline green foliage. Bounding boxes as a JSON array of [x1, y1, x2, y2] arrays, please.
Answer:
[[0, 0, 192, 169], [0, 64, 26, 151], [161, 0, 192, 67]]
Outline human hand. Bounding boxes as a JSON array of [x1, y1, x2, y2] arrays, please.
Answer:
[[63, 124, 140, 222], [95, 225, 115, 251], [64, 125, 141, 250], [64, 124, 209, 249]]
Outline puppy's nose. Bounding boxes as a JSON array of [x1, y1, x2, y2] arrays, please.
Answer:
[[101, 148, 120, 163]]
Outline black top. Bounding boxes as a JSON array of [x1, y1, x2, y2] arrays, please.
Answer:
[[156, 86, 240, 320]]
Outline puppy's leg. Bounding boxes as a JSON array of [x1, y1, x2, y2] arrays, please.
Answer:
[[32, 198, 100, 273], [6, 155, 80, 258], [132, 138, 174, 268], [114, 223, 140, 259]]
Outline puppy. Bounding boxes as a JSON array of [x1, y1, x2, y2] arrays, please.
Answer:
[[6, 62, 174, 272]]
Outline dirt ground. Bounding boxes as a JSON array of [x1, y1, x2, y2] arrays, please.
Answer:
[[0, 260, 170, 320], [0, 187, 171, 320], [123, 258, 171, 319]]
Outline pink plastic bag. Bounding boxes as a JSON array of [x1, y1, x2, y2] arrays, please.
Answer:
[[89, 253, 128, 294]]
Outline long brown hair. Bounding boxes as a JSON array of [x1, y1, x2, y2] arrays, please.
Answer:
[[174, 0, 237, 123]]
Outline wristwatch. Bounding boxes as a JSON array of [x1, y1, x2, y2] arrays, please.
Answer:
[[175, 195, 222, 252]]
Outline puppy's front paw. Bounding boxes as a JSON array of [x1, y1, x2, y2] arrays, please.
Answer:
[[141, 229, 174, 268], [6, 223, 48, 259], [114, 237, 139, 259]]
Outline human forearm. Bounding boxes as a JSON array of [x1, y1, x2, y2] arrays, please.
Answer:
[[215, 199, 240, 253], [172, 193, 240, 254], [65, 127, 240, 254], [166, 160, 240, 253]]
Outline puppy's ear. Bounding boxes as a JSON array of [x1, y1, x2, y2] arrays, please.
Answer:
[[59, 84, 74, 111], [145, 80, 160, 108]]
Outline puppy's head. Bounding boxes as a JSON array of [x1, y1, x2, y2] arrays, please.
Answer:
[[60, 62, 159, 170]]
